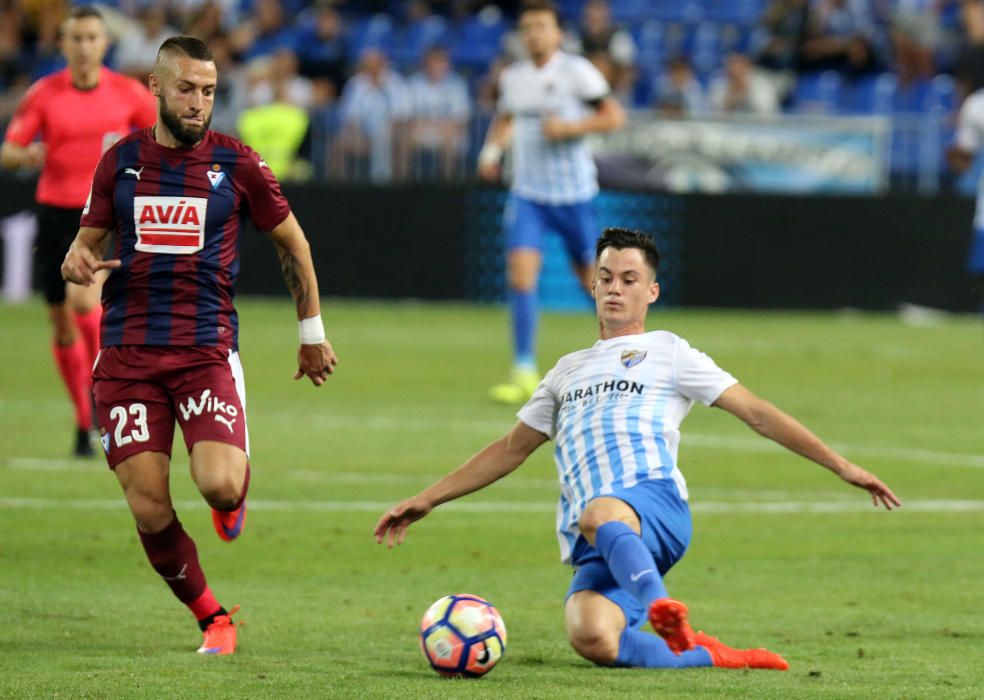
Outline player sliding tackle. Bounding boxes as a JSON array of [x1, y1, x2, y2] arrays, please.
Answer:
[[376, 228, 900, 671]]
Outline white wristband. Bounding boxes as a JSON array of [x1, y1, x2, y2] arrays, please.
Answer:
[[478, 143, 503, 167], [298, 314, 325, 345]]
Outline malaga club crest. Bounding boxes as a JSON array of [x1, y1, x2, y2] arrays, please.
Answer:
[[621, 350, 647, 369]]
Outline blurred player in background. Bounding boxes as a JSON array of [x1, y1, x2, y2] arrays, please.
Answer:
[[0, 6, 156, 456], [61, 36, 337, 655], [376, 228, 900, 671], [947, 85, 984, 315], [478, 0, 625, 404]]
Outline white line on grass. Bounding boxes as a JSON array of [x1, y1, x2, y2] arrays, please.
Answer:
[[261, 412, 984, 469], [4, 397, 982, 468], [1, 497, 982, 514]]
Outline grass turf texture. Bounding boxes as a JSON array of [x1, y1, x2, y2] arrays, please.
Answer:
[[1, 298, 982, 699]]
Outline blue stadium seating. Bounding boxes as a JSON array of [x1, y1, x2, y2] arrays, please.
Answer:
[[347, 14, 395, 62], [839, 72, 897, 114], [449, 11, 507, 73], [389, 15, 449, 68], [791, 71, 844, 114], [609, 0, 658, 22], [925, 74, 957, 114], [705, 0, 765, 24], [649, 0, 704, 23]]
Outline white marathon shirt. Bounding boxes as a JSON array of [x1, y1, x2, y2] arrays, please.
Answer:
[[955, 88, 984, 230], [517, 331, 738, 564], [498, 51, 610, 205]]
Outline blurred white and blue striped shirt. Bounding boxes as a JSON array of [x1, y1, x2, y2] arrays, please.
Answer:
[[518, 331, 737, 565], [498, 51, 610, 205]]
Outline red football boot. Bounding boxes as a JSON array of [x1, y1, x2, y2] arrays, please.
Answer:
[[694, 631, 789, 671], [648, 598, 696, 654]]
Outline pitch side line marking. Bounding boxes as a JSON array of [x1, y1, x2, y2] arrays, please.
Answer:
[[3, 400, 982, 467], [0, 497, 981, 514], [260, 413, 984, 469]]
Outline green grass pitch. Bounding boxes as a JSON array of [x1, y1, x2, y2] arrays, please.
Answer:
[[1, 298, 982, 699]]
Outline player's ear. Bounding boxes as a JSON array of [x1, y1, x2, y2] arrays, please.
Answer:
[[649, 282, 660, 304]]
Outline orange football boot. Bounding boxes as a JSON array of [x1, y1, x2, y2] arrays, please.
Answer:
[[197, 605, 240, 655], [694, 631, 789, 671], [212, 501, 247, 542], [648, 598, 696, 654]]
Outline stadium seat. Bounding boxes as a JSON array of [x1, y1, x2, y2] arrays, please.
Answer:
[[892, 78, 930, 114], [556, 0, 586, 22], [841, 72, 897, 115], [449, 8, 507, 73], [609, 0, 655, 22], [347, 14, 395, 62], [791, 71, 843, 114], [389, 15, 448, 68], [689, 21, 724, 77], [705, 0, 765, 24], [650, 0, 704, 23], [660, 22, 696, 61], [925, 74, 957, 114], [633, 19, 665, 66]]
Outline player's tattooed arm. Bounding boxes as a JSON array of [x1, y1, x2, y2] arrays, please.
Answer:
[[276, 245, 311, 313], [268, 212, 320, 320], [267, 212, 338, 385]]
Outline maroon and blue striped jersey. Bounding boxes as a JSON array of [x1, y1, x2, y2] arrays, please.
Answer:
[[81, 128, 290, 349]]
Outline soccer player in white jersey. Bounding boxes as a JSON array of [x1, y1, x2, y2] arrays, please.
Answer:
[[478, 0, 625, 404], [376, 228, 901, 671], [947, 87, 984, 314]]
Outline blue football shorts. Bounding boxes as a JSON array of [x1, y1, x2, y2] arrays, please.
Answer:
[[565, 479, 692, 629], [503, 193, 598, 267]]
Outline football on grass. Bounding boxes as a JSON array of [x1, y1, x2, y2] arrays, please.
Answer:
[[419, 593, 507, 678]]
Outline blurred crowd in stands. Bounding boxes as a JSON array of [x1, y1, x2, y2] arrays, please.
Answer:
[[1, 0, 983, 183]]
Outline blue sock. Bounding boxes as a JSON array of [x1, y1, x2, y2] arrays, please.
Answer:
[[615, 628, 712, 668], [509, 288, 537, 371], [595, 521, 668, 607]]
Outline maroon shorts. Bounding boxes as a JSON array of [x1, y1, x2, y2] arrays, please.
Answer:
[[93, 345, 249, 469]]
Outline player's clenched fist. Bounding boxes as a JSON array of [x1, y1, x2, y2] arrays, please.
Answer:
[[295, 340, 338, 386], [61, 241, 120, 286]]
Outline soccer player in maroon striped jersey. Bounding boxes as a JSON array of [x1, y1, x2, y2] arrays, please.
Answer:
[[1, 6, 156, 457], [61, 36, 337, 655]]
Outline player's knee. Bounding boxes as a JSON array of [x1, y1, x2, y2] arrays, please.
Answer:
[[578, 501, 639, 545], [507, 272, 537, 292], [198, 473, 242, 510], [578, 509, 620, 544], [568, 629, 620, 666]]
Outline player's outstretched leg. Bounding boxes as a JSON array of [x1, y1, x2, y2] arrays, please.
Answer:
[[567, 592, 787, 671], [581, 499, 696, 654], [566, 591, 711, 669], [693, 631, 789, 670], [211, 463, 250, 542]]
